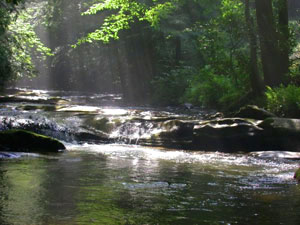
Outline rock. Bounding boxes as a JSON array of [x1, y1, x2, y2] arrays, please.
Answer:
[[0, 129, 65, 153], [84, 116, 121, 134], [259, 117, 300, 134], [234, 105, 275, 120], [0, 95, 69, 105], [258, 117, 300, 151], [17, 104, 63, 111], [250, 151, 300, 159], [160, 120, 194, 137], [74, 130, 112, 143], [139, 119, 194, 148], [294, 168, 300, 182], [204, 112, 224, 120], [192, 118, 265, 151], [183, 103, 193, 109]]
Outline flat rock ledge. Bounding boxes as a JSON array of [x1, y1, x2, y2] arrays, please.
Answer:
[[0, 129, 66, 153], [138, 117, 300, 152]]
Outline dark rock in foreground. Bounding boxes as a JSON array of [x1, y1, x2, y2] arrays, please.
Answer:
[[0, 129, 66, 153]]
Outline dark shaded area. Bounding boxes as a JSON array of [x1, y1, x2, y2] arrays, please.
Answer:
[[0, 129, 65, 152]]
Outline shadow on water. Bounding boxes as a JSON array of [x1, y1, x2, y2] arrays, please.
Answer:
[[2, 89, 300, 224], [1, 149, 300, 224]]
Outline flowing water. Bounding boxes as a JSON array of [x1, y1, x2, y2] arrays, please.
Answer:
[[1, 89, 300, 225]]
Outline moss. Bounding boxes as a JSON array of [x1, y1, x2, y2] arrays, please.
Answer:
[[17, 105, 60, 111], [0, 129, 65, 153], [294, 168, 300, 182]]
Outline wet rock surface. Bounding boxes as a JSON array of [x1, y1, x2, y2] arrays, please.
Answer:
[[2, 89, 300, 152]]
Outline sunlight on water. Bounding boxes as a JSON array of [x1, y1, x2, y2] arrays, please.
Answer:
[[102, 108, 129, 116], [67, 143, 298, 185], [0, 144, 299, 225], [2, 89, 300, 225]]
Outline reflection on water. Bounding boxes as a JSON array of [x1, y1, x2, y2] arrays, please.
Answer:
[[1, 145, 300, 225]]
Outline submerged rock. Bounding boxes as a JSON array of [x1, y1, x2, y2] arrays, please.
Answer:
[[0, 129, 65, 153]]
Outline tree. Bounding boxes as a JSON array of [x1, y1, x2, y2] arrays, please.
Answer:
[[255, 0, 290, 87], [244, 0, 263, 95], [74, 0, 182, 103], [0, 0, 52, 89]]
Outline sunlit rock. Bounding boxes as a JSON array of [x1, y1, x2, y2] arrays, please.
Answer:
[[57, 105, 101, 113], [0, 129, 65, 152]]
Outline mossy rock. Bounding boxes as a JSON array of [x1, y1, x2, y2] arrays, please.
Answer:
[[294, 168, 300, 182], [0, 129, 65, 153]]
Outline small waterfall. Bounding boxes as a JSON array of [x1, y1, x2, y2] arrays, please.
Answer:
[[109, 120, 158, 144], [1, 88, 203, 148]]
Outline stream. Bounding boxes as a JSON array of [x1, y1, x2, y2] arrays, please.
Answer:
[[1, 89, 300, 225]]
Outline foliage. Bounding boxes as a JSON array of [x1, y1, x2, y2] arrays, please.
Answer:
[[8, 5, 53, 79], [0, 5, 14, 88], [183, 66, 246, 108], [151, 66, 195, 105], [0, 0, 52, 88], [265, 85, 300, 117], [75, 0, 180, 46]]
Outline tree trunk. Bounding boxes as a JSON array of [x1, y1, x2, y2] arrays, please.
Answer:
[[175, 36, 181, 66], [277, 0, 289, 80], [255, 0, 283, 87], [244, 0, 263, 95]]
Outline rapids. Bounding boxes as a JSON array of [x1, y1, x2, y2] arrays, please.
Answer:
[[1, 89, 300, 224]]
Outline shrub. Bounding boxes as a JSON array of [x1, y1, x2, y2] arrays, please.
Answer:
[[151, 66, 195, 105], [265, 85, 300, 118], [183, 66, 246, 109]]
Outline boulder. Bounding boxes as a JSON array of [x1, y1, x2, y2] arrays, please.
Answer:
[[192, 118, 265, 151], [0, 129, 65, 153], [259, 117, 300, 134], [234, 105, 275, 120], [257, 117, 300, 151], [139, 120, 194, 148]]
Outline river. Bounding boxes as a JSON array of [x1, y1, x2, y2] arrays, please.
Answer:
[[0, 89, 300, 225]]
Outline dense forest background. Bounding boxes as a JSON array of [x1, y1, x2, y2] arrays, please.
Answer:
[[1, 0, 300, 117]]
